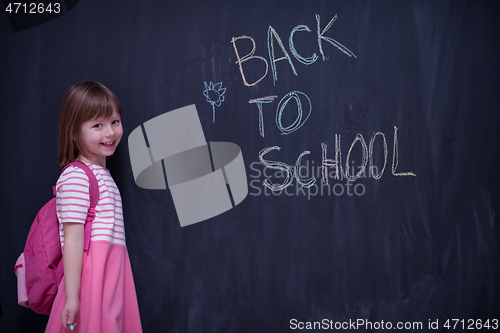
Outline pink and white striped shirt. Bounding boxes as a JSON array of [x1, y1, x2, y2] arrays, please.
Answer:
[[55, 164, 126, 247]]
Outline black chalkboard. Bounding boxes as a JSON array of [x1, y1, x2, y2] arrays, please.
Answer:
[[1, 1, 499, 332]]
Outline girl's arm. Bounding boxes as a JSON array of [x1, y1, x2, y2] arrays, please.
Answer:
[[61, 222, 84, 330]]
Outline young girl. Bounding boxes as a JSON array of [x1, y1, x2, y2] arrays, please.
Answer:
[[45, 82, 142, 332]]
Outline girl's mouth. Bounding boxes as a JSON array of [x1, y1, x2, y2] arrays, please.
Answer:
[[101, 141, 115, 146]]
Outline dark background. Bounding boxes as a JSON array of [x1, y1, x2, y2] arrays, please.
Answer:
[[1, 1, 499, 332]]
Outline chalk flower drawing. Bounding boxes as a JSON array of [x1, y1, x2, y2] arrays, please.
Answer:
[[203, 81, 226, 122]]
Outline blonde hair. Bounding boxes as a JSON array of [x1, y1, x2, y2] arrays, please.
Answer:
[[58, 81, 121, 166]]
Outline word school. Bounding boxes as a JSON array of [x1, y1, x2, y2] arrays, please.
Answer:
[[259, 126, 416, 192]]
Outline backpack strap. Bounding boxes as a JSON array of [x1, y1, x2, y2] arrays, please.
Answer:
[[63, 161, 100, 251]]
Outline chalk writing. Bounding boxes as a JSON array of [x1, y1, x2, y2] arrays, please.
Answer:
[[249, 96, 278, 137], [203, 81, 226, 122], [289, 25, 318, 65], [315, 14, 356, 60], [295, 151, 316, 188], [392, 126, 416, 176], [231, 14, 356, 87], [268, 26, 298, 85], [276, 91, 312, 135], [345, 134, 368, 182], [259, 127, 415, 191], [231, 36, 268, 87], [321, 135, 343, 184], [259, 146, 293, 191], [369, 132, 388, 179], [230, 13, 415, 199]]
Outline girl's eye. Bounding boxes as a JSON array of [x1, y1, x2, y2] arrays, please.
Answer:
[[112, 119, 121, 125], [93, 123, 102, 128]]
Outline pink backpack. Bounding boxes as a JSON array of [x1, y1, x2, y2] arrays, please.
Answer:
[[14, 161, 99, 315]]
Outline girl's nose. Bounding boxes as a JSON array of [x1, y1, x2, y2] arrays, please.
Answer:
[[105, 125, 115, 137]]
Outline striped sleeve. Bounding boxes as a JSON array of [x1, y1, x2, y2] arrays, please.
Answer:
[[56, 166, 90, 224]]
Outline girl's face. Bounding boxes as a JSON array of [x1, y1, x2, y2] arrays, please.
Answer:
[[77, 108, 123, 167]]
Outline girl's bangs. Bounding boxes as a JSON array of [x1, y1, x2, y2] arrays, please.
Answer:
[[81, 93, 120, 122]]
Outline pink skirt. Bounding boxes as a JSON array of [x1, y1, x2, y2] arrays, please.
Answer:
[[45, 241, 142, 333]]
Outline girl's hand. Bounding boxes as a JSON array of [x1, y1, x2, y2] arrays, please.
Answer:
[[61, 222, 84, 330], [61, 299, 79, 330]]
